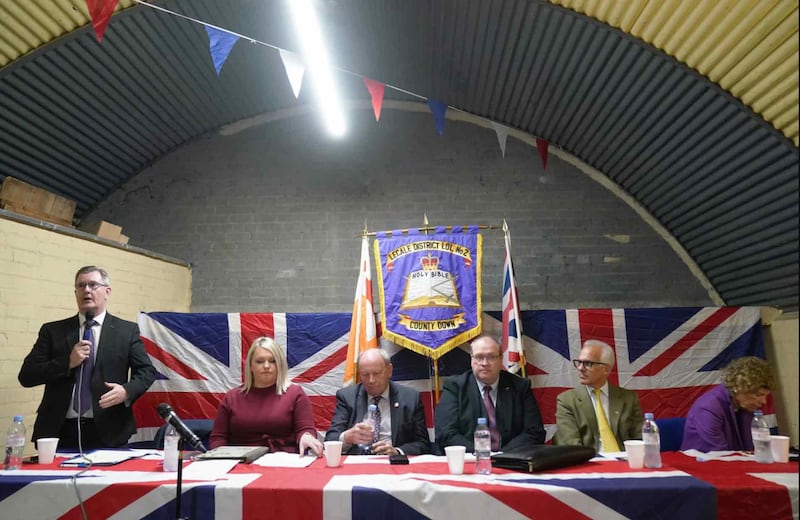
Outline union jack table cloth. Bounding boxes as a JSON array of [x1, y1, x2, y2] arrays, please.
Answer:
[[1, 453, 796, 519]]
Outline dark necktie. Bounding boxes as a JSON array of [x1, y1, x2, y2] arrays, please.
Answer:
[[482, 385, 500, 451], [73, 319, 96, 415], [371, 396, 382, 444]]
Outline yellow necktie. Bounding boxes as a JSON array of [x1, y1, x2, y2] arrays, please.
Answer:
[[593, 388, 620, 452]]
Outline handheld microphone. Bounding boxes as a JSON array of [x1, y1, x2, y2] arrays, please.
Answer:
[[156, 403, 208, 453], [84, 310, 95, 328], [78, 310, 94, 370]]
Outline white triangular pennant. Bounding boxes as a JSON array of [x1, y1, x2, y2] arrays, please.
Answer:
[[279, 49, 305, 99], [491, 122, 509, 158]]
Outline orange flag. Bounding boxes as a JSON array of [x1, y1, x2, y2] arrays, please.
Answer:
[[343, 236, 378, 386], [85, 0, 119, 42]]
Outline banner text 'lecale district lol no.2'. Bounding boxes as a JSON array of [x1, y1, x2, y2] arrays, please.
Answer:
[[373, 229, 482, 359]]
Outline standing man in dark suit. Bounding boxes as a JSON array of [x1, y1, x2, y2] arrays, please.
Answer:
[[434, 335, 545, 452], [18, 266, 156, 450], [325, 348, 430, 455], [554, 339, 643, 451]]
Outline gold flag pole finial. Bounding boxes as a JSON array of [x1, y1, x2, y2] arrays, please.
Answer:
[[502, 218, 509, 234]]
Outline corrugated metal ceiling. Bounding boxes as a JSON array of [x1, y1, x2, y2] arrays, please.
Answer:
[[0, 0, 797, 312], [3, 1, 796, 144]]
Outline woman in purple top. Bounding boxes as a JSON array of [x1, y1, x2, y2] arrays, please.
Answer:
[[210, 337, 323, 455], [681, 356, 775, 452]]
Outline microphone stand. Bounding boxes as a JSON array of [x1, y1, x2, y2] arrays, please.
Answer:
[[174, 438, 186, 520]]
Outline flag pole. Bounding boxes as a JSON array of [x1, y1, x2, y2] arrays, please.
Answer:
[[343, 225, 378, 386], [421, 214, 444, 404], [502, 219, 527, 378], [358, 223, 497, 237]]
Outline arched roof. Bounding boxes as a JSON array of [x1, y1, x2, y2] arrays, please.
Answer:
[[0, 0, 797, 311]]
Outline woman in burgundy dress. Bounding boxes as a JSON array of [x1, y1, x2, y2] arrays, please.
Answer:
[[210, 336, 323, 456]]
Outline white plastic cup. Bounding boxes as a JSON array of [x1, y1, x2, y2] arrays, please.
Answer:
[[624, 440, 645, 469], [444, 445, 466, 475], [324, 440, 343, 467], [36, 437, 59, 465], [770, 435, 790, 463]]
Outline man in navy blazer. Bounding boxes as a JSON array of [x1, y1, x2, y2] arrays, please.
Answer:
[[325, 348, 430, 455], [435, 335, 545, 452], [18, 266, 155, 449]]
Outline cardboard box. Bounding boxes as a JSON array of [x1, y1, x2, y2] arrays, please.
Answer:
[[81, 220, 123, 242], [0, 176, 76, 227]]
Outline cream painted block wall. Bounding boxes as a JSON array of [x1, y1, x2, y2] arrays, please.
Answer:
[[764, 315, 799, 445], [0, 217, 191, 454]]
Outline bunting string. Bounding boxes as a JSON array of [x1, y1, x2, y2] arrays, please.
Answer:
[[98, 0, 550, 167]]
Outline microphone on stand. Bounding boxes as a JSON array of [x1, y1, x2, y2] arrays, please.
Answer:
[[156, 403, 208, 453]]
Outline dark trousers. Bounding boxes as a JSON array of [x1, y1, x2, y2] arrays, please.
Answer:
[[58, 418, 105, 451]]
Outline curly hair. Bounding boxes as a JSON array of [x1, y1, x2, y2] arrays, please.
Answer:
[[722, 356, 775, 394]]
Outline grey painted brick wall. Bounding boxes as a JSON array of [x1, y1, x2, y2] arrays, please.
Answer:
[[89, 107, 713, 312]]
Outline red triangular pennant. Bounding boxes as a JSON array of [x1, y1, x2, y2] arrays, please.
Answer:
[[536, 138, 549, 170], [363, 78, 385, 122], [85, 0, 119, 42]]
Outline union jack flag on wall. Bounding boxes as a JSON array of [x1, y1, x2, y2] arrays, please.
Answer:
[[133, 306, 770, 443]]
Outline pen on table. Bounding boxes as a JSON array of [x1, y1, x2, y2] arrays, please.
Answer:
[[61, 462, 90, 468]]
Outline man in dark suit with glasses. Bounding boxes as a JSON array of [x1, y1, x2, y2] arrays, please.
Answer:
[[18, 265, 155, 450], [434, 335, 545, 452], [554, 339, 643, 451]]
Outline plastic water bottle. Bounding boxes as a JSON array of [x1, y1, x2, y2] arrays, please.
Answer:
[[751, 410, 772, 463], [642, 413, 662, 469], [163, 425, 180, 472], [3, 416, 26, 470], [474, 417, 492, 475], [358, 404, 378, 453]]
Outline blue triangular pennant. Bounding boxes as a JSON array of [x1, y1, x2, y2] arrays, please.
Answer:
[[427, 99, 447, 135], [205, 26, 239, 75]]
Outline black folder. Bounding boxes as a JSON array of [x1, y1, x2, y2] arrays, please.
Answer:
[[491, 445, 596, 472]]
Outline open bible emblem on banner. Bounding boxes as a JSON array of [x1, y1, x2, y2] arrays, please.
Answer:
[[374, 228, 482, 358]]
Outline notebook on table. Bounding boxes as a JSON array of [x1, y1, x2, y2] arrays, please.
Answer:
[[195, 446, 270, 463], [60, 449, 143, 467]]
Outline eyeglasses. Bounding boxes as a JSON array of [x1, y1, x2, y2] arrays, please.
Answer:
[[472, 354, 500, 363], [572, 359, 607, 369], [75, 281, 108, 291]]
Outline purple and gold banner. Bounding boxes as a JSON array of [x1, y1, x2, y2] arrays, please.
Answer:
[[374, 227, 482, 359]]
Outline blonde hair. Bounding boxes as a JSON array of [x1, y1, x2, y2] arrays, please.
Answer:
[[242, 337, 290, 395], [722, 356, 775, 395]]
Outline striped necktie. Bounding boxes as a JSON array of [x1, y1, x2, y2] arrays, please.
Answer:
[[371, 396, 382, 443]]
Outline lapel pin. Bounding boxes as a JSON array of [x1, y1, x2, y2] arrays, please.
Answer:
[[393, 402, 399, 408]]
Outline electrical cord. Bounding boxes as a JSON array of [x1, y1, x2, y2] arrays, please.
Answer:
[[69, 319, 93, 520]]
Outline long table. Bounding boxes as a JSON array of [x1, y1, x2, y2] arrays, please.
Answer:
[[0, 452, 796, 519]]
